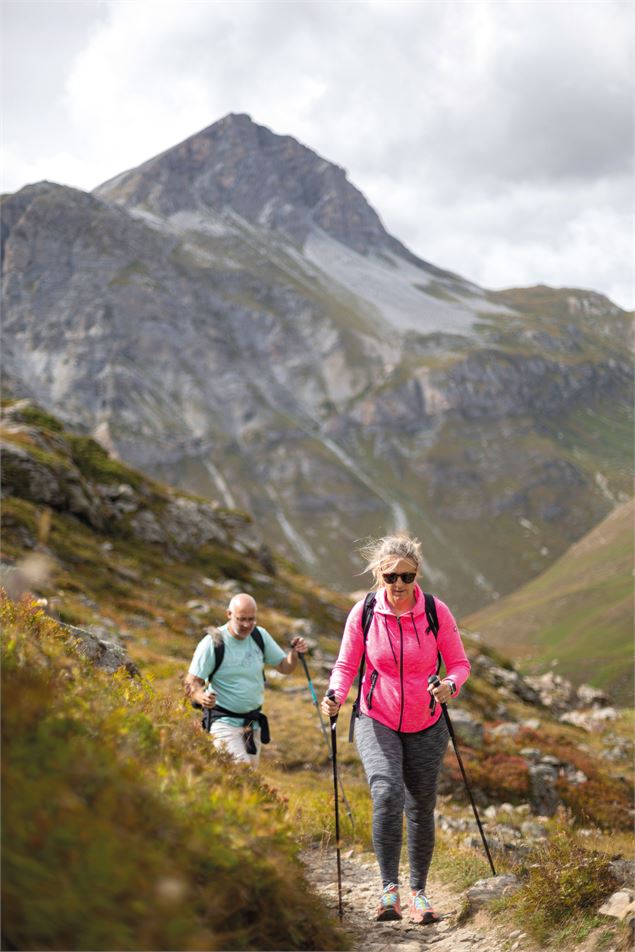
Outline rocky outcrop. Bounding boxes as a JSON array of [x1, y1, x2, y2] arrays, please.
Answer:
[[0, 401, 272, 572], [61, 621, 139, 677]]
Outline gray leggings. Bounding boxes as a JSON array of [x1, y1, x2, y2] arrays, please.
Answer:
[[355, 713, 449, 891]]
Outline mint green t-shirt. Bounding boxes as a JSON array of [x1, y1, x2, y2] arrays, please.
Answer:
[[189, 624, 286, 727]]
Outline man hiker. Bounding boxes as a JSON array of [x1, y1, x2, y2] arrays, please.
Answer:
[[184, 593, 308, 766]]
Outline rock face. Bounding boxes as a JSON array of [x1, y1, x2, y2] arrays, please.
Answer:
[[2, 114, 632, 611], [0, 400, 272, 572], [96, 113, 392, 256]]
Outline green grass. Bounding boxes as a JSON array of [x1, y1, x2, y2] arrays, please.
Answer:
[[464, 499, 634, 704]]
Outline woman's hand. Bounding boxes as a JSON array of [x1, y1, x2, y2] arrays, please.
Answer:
[[290, 636, 308, 654], [427, 678, 454, 705], [321, 695, 341, 717]]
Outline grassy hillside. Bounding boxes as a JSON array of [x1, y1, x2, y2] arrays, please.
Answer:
[[2, 398, 633, 950], [463, 499, 634, 705], [1, 596, 348, 952]]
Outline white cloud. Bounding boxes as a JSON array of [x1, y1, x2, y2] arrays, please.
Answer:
[[1, 0, 633, 307]]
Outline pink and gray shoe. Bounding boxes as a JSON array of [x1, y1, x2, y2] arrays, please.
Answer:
[[376, 883, 402, 921]]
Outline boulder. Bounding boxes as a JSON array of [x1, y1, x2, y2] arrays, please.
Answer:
[[524, 671, 577, 713], [465, 874, 520, 910], [63, 622, 139, 677], [528, 763, 559, 817], [476, 654, 541, 705], [598, 889, 635, 921], [609, 860, 635, 888]]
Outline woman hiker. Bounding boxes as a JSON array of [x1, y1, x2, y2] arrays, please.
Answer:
[[321, 533, 470, 924]]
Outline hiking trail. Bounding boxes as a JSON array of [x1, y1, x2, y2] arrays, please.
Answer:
[[301, 844, 532, 952]]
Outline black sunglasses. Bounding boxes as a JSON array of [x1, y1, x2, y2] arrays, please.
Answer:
[[382, 572, 417, 584]]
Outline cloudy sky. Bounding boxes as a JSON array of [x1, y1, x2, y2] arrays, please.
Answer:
[[2, 0, 633, 308]]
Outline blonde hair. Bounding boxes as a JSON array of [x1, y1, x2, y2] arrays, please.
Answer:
[[357, 533, 422, 590]]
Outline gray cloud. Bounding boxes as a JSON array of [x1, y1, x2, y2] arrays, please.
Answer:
[[1, 0, 633, 307]]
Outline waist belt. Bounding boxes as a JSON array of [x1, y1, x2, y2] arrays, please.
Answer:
[[202, 705, 270, 754]]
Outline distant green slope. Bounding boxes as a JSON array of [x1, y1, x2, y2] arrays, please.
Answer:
[[463, 499, 634, 705]]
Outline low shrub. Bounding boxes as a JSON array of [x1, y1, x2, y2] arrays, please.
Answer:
[[444, 749, 530, 803], [509, 822, 617, 944], [557, 777, 633, 831]]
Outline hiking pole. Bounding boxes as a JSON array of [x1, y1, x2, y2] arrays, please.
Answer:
[[326, 689, 344, 920], [428, 675, 497, 876], [297, 652, 355, 829]]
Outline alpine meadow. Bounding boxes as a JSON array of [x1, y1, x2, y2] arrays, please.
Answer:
[[1, 114, 633, 951]]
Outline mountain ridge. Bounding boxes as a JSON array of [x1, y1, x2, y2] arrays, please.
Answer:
[[2, 115, 632, 612]]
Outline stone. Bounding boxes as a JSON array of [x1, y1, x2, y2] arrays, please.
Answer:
[[577, 683, 612, 707], [598, 889, 635, 921], [519, 747, 542, 762], [475, 655, 541, 705], [560, 707, 619, 731], [562, 765, 587, 785], [489, 722, 520, 739], [465, 874, 520, 910], [528, 763, 559, 817], [62, 621, 139, 677], [520, 820, 548, 839], [609, 860, 635, 888], [448, 708, 484, 748], [521, 718, 540, 730], [524, 671, 577, 713]]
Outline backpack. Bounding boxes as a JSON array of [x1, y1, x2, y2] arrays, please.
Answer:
[[191, 626, 266, 710], [348, 591, 440, 741]]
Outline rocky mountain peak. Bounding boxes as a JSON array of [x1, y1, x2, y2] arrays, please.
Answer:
[[94, 112, 390, 254]]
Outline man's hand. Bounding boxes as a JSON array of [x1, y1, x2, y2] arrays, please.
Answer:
[[276, 637, 308, 674], [196, 688, 217, 709], [185, 673, 216, 708]]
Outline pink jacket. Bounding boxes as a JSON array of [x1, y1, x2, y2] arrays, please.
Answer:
[[328, 585, 471, 733]]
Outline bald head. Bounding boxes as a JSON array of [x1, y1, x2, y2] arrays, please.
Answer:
[[227, 593, 258, 639]]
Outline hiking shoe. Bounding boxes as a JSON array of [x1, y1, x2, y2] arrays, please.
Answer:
[[376, 883, 402, 921], [409, 890, 439, 924]]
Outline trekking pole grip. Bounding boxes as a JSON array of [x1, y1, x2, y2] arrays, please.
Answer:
[[326, 688, 339, 725]]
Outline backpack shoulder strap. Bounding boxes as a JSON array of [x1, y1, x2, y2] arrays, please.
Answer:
[[208, 628, 225, 680], [423, 593, 439, 637], [250, 626, 265, 654], [423, 592, 442, 676], [250, 626, 266, 683], [348, 592, 376, 742], [362, 592, 377, 639]]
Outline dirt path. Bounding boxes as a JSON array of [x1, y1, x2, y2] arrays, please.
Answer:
[[301, 845, 531, 952]]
